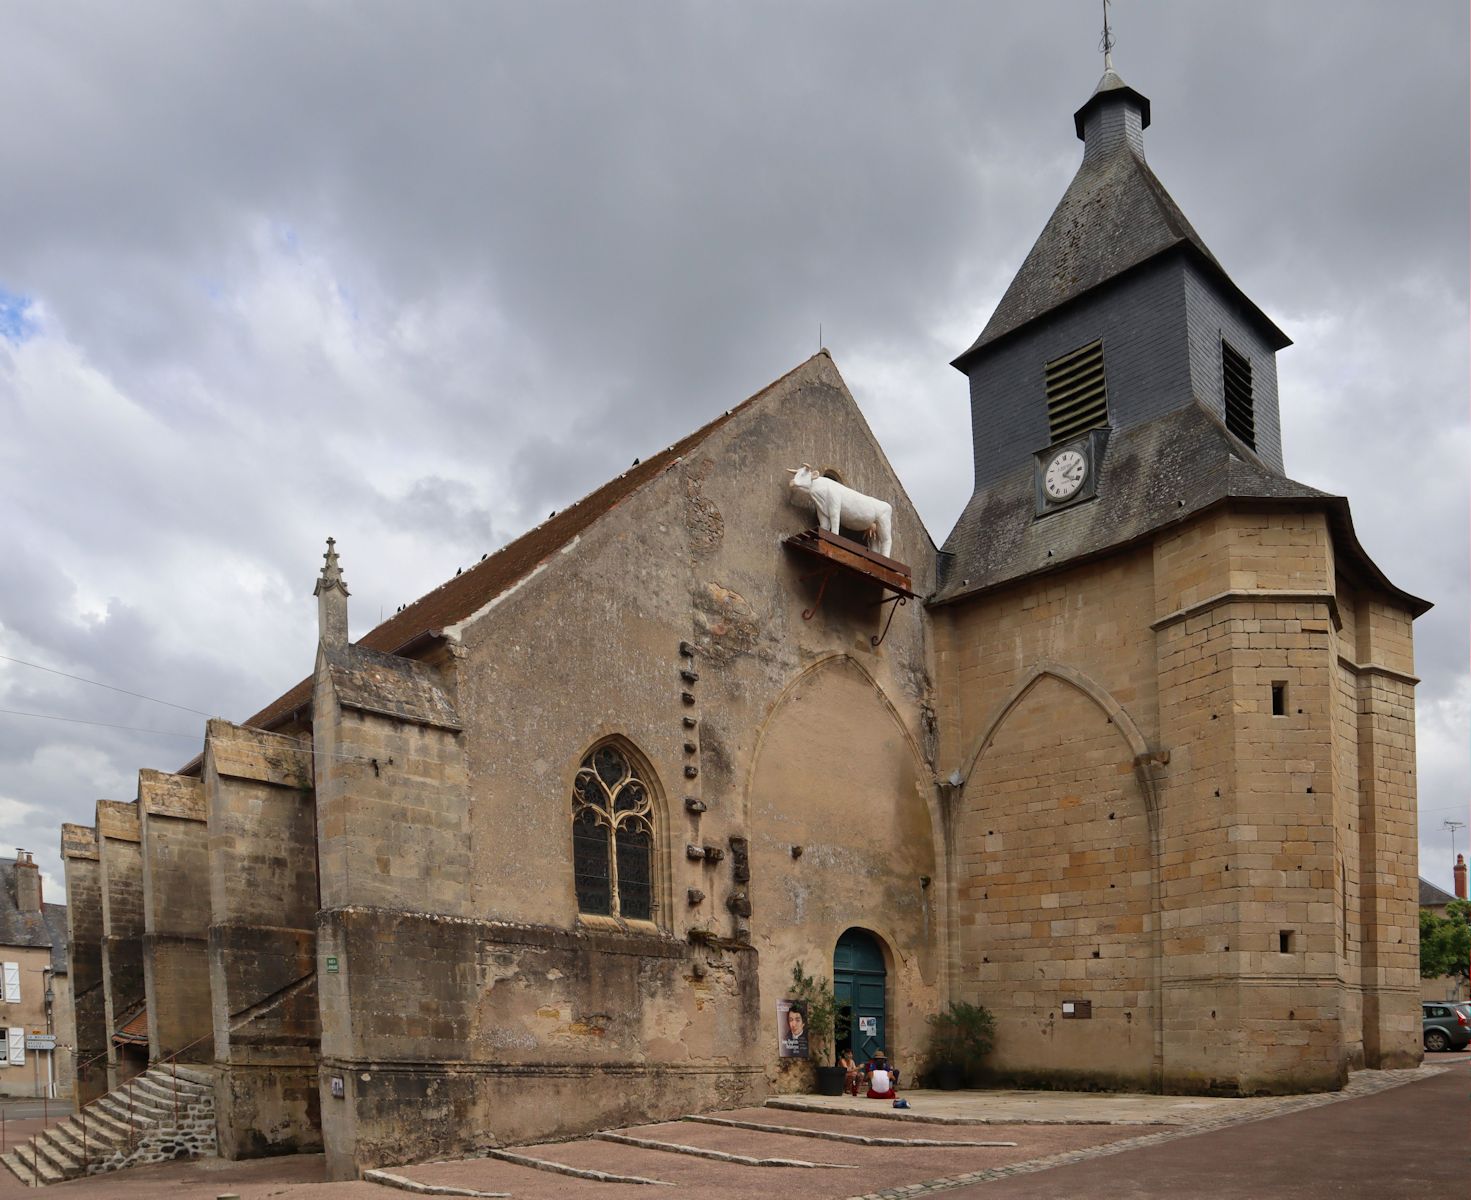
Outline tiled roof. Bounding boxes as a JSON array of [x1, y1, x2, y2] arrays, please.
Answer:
[[42, 904, 67, 975], [113, 1005, 148, 1045], [0, 862, 58, 954], [1420, 878, 1459, 908], [214, 353, 833, 744]]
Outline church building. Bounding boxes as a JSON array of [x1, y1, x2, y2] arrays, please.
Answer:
[[47, 60, 1426, 1183]]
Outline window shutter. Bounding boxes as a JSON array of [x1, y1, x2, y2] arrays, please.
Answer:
[[1221, 339, 1256, 449], [1045, 340, 1109, 443], [7, 1027, 23, 1066], [2, 963, 18, 1003]]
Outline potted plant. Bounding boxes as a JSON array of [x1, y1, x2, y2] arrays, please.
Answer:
[[925, 1000, 995, 1090], [790, 962, 851, 1095]]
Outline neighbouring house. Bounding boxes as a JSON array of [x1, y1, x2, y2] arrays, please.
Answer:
[[0, 852, 71, 1099]]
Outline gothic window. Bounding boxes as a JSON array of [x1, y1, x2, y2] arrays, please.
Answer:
[[1221, 339, 1256, 449], [1044, 339, 1109, 443], [572, 742, 655, 921]]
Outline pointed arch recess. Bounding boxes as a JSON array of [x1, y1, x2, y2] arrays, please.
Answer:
[[955, 661, 1165, 1091], [959, 662, 1158, 814], [744, 652, 950, 997]]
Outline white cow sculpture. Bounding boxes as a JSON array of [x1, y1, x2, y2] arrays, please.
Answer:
[[787, 464, 894, 559]]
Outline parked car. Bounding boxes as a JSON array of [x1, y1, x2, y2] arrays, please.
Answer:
[[1421, 1002, 1471, 1051]]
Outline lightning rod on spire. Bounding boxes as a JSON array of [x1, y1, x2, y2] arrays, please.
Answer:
[[1100, 0, 1115, 71]]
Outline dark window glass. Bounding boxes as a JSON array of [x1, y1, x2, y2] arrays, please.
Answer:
[[571, 742, 655, 921], [572, 807, 611, 915], [616, 826, 653, 921]]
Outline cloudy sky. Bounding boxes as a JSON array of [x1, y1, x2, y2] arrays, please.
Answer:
[[1, 1, 1466, 902]]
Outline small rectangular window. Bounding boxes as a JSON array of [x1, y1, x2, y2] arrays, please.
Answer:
[[1045, 340, 1108, 443], [1222, 339, 1255, 449], [1271, 682, 1286, 716], [1278, 930, 1294, 954]]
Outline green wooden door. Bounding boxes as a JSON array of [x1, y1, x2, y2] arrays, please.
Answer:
[[833, 928, 886, 1063]]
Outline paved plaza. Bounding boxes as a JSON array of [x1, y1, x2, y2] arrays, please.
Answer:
[[0, 1055, 1461, 1198]]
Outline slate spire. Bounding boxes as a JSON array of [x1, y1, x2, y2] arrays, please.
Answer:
[[953, 60, 1285, 370], [314, 536, 350, 649]]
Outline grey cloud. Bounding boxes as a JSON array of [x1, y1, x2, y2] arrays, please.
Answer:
[[0, 1, 1464, 895]]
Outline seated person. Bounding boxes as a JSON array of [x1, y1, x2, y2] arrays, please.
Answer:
[[838, 1048, 860, 1096], [864, 1049, 897, 1099]]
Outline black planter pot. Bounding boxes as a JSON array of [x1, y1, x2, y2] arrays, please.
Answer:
[[814, 1065, 848, 1096], [932, 1060, 964, 1091]]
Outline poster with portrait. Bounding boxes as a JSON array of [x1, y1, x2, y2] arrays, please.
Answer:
[[777, 999, 809, 1058]]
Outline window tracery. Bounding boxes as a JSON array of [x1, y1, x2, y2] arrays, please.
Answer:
[[571, 742, 655, 921]]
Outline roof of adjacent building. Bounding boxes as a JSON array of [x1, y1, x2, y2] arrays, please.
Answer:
[[932, 401, 1430, 615], [953, 69, 1288, 369], [211, 353, 835, 744], [0, 861, 68, 974], [1420, 877, 1460, 908]]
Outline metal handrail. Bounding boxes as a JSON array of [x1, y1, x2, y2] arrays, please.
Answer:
[[15, 1027, 216, 1185]]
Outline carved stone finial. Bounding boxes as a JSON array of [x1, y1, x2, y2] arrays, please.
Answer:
[[314, 537, 350, 649], [315, 537, 349, 598]]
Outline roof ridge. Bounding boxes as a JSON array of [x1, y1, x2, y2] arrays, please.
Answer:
[[222, 351, 836, 739]]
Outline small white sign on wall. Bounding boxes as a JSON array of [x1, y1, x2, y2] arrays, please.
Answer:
[[858, 1016, 877, 1035]]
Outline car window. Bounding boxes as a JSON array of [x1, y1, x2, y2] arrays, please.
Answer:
[[1427, 1006, 1448, 1017]]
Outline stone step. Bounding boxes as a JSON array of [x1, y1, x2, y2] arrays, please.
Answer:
[[134, 1074, 207, 1105], [10, 1144, 63, 1186], [0, 1150, 37, 1186], [75, 1103, 134, 1142], [66, 1112, 128, 1150], [143, 1066, 212, 1095], [32, 1132, 80, 1176], [153, 1062, 215, 1088], [96, 1094, 159, 1130], [118, 1086, 173, 1120]]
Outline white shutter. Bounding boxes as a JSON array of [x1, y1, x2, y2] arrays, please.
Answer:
[[7, 1027, 23, 1066], [2, 963, 18, 1003]]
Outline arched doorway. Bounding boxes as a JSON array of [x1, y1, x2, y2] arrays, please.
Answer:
[[834, 928, 886, 1062]]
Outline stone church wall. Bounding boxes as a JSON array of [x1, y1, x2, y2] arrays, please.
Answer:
[[933, 505, 1421, 1095], [97, 799, 146, 1092], [315, 354, 940, 1177], [204, 720, 321, 1158], [62, 824, 108, 1105], [139, 769, 213, 1063]]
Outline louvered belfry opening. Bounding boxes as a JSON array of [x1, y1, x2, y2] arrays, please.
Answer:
[[1045, 339, 1109, 443], [1221, 339, 1255, 448]]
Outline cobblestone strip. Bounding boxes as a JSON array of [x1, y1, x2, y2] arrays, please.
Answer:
[[839, 1067, 1445, 1200], [362, 1169, 511, 1197], [596, 1130, 857, 1168], [765, 1099, 1169, 1127], [683, 1114, 1018, 1148], [484, 1147, 674, 1185]]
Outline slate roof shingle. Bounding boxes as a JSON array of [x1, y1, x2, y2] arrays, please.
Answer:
[[932, 402, 1429, 616], [954, 72, 1288, 369]]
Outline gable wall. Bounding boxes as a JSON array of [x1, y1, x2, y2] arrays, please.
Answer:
[[316, 354, 942, 1175]]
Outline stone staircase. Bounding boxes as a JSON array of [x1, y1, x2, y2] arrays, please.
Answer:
[[1, 1063, 217, 1186]]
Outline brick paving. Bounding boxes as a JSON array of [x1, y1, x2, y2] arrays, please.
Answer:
[[0, 1060, 1452, 1198]]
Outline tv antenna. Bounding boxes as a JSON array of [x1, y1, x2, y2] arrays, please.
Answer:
[[1445, 819, 1466, 863]]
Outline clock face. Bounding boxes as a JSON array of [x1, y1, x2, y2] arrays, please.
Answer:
[[1043, 448, 1088, 500]]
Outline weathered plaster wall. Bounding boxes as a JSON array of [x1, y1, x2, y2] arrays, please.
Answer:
[[139, 769, 212, 1062], [62, 824, 107, 1105], [204, 719, 321, 1158], [316, 354, 940, 1176]]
